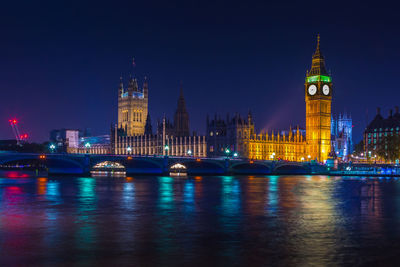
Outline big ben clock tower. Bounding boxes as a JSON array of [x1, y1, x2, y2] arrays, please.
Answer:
[[305, 35, 332, 162]]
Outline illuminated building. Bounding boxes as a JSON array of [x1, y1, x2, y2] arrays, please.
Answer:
[[239, 35, 332, 162], [331, 113, 353, 160], [206, 112, 254, 157], [364, 107, 400, 155], [50, 129, 84, 152], [304, 35, 332, 162], [242, 126, 307, 161], [69, 135, 111, 154], [118, 76, 148, 136], [114, 84, 206, 157]]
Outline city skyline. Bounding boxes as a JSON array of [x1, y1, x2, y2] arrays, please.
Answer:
[[1, 1, 399, 143]]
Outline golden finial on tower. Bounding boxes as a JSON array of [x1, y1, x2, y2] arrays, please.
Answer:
[[315, 34, 321, 55]]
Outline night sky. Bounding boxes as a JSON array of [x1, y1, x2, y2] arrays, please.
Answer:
[[1, 0, 399, 143]]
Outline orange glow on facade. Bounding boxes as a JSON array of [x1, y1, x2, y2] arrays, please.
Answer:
[[242, 36, 331, 162]]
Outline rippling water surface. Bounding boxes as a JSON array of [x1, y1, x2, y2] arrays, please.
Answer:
[[1, 175, 400, 266]]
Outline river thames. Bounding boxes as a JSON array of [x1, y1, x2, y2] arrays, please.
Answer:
[[1, 175, 399, 266]]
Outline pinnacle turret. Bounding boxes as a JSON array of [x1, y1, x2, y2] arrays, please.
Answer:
[[308, 34, 328, 76]]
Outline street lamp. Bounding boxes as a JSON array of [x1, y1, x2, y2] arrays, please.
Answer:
[[127, 147, 132, 154], [85, 142, 91, 154], [49, 144, 56, 153], [233, 152, 238, 158], [187, 149, 192, 156]]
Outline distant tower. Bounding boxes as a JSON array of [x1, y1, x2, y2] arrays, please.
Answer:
[[118, 75, 148, 136], [174, 85, 190, 136], [305, 35, 332, 162], [145, 113, 153, 135]]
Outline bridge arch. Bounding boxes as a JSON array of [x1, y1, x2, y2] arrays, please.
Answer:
[[273, 163, 308, 174], [0, 155, 86, 174], [124, 158, 164, 174], [229, 161, 272, 174], [169, 159, 225, 174]]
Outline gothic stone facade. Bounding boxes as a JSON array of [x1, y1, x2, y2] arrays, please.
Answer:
[[216, 36, 332, 162], [114, 81, 206, 157], [118, 77, 148, 136]]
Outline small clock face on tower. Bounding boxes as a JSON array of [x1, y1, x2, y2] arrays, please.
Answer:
[[322, 84, 330, 95], [308, 84, 317, 95]]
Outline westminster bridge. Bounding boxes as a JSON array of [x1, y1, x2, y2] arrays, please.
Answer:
[[0, 152, 330, 175]]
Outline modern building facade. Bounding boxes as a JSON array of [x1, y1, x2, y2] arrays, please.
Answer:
[[68, 135, 111, 154], [50, 129, 81, 152]]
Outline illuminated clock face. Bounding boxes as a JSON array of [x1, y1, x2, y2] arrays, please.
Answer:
[[308, 84, 317, 95], [322, 84, 330, 95]]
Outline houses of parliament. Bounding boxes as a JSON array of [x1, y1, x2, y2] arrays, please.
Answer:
[[113, 77, 207, 157], [109, 36, 333, 162], [207, 36, 332, 162]]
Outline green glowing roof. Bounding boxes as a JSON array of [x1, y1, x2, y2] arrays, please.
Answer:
[[306, 75, 331, 83]]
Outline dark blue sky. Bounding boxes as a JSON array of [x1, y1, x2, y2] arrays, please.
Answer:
[[1, 0, 399, 143]]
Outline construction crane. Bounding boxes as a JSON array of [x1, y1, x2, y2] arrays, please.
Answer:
[[9, 119, 28, 145]]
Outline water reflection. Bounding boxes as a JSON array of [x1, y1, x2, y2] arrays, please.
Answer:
[[221, 176, 241, 217], [75, 177, 97, 254], [0, 175, 400, 265], [267, 175, 279, 213]]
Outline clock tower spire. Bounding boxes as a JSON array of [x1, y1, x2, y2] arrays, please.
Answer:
[[305, 35, 332, 162]]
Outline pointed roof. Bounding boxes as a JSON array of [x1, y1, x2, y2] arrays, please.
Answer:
[[145, 113, 153, 135], [308, 34, 328, 76], [119, 76, 124, 90], [176, 84, 187, 112]]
